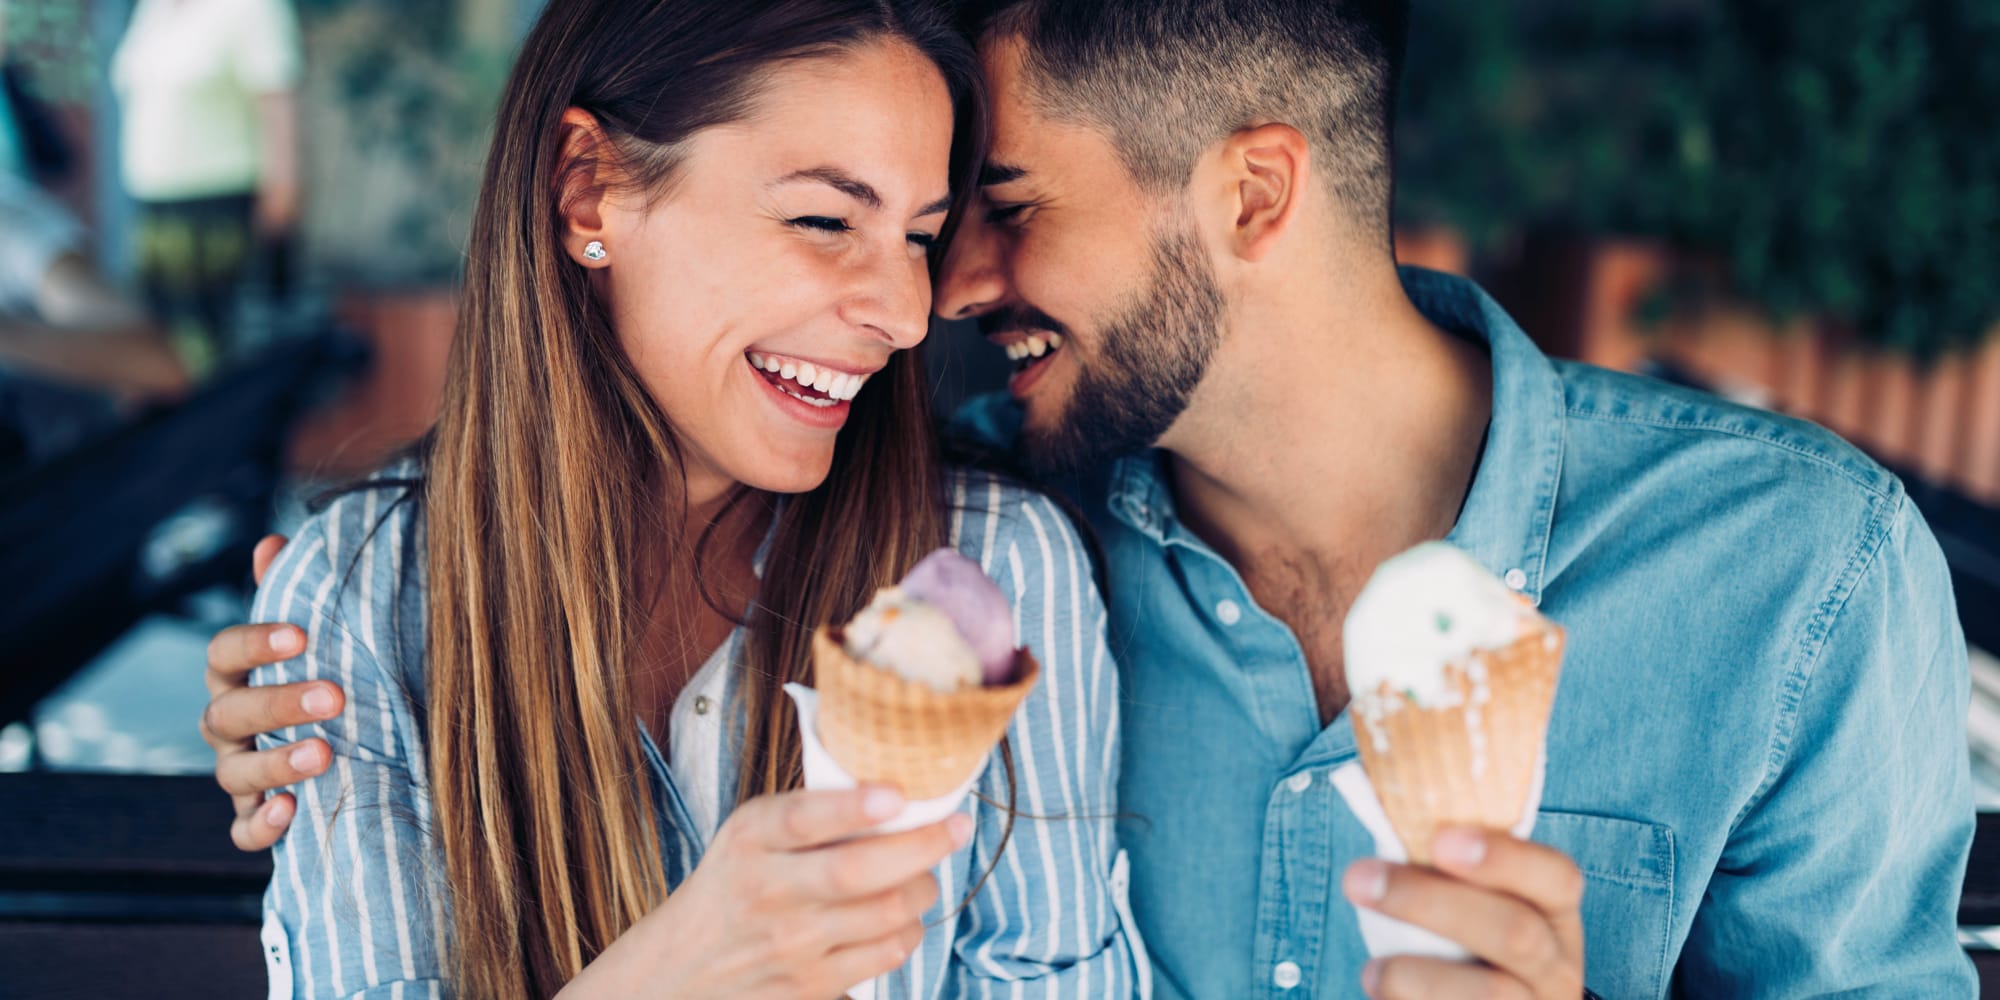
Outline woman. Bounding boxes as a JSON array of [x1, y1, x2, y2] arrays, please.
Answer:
[[246, 1, 1136, 997]]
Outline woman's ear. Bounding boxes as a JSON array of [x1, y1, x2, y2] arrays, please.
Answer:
[[557, 108, 619, 267]]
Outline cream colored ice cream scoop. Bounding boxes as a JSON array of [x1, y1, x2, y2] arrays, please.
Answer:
[[843, 587, 983, 692]]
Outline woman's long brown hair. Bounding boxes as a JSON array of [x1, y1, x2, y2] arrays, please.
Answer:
[[424, 1, 984, 995]]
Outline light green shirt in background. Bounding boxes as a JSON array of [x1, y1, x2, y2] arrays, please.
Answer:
[[111, 0, 301, 201]]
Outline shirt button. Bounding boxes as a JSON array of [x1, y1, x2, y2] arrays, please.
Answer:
[[693, 696, 713, 716], [1285, 771, 1313, 794], [1273, 961, 1302, 989], [1504, 568, 1528, 590], [1215, 599, 1243, 625]]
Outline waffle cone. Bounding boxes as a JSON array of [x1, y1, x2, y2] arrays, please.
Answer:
[[812, 626, 1039, 799], [1350, 624, 1564, 865]]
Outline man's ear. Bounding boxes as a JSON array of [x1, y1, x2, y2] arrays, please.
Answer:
[[556, 108, 620, 267], [1199, 122, 1310, 264]]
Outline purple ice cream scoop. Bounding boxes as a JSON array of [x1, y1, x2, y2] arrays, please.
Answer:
[[899, 548, 1018, 684]]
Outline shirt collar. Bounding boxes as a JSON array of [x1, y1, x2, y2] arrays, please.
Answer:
[[1105, 267, 1566, 605]]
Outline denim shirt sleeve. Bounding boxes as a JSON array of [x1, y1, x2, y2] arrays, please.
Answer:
[[250, 500, 449, 999], [944, 483, 1142, 996], [1675, 495, 1976, 995]]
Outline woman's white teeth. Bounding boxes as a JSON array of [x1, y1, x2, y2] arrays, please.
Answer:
[[747, 352, 867, 402], [1005, 332, 1064, 362]]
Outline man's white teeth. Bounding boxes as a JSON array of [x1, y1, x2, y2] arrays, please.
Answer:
[[1004, 332, 1064, 362], [747, 353, 867, 401]]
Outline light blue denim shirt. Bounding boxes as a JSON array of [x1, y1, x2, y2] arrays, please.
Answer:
[[249, 464, 1141, 999], [955, 267, 1975, 998]]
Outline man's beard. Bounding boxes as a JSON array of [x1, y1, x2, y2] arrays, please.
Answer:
[[1022, 218, 1224, 477]]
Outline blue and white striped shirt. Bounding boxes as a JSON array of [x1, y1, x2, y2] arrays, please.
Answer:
[[251, 461, 1143, 999]]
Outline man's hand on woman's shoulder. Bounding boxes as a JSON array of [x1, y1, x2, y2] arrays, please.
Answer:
[[202, 534, 346, 851]]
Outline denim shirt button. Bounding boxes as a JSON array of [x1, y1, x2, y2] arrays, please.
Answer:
[[1504, 568, 1528, 590], [1285, 771, 1313, 794], [1273, 960, 1302, 989], [1216, 599, 1244, 625], [693, 696, 713, 716]]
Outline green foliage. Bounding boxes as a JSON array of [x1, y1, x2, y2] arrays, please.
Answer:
[[3, 0, 97, 105], [299, 0, 513, 286], [1397, 0, 2000, 357]]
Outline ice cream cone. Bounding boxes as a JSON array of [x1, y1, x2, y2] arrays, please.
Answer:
[[811, 626, 1039, 798], [1350, 624, 1564, 865]]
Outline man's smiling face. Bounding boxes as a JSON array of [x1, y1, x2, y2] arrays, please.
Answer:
[[935, 34, 1225, 476]]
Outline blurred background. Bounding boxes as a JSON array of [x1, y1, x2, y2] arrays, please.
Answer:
[[0, 0, 1994, 994]]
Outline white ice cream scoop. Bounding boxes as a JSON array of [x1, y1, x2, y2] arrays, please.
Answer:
[[1342, 541, 1538, 707]]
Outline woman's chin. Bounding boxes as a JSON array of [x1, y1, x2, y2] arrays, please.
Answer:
[[731, 450, 835, 497]]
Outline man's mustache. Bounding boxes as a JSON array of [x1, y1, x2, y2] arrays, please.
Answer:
[[976, 306, 1072, 342]]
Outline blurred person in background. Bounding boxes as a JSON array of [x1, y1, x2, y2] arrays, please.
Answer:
[[112, 0, 301, 379], [0, 5, 181, 461], [0, 171, 184, 406]]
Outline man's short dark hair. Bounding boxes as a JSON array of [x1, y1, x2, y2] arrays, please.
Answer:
[[971, 0, 1408, 242]]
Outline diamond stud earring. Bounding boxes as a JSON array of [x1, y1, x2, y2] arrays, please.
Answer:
[[583, 240, 607, 261]]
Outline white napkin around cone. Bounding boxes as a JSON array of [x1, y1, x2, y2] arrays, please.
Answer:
[[784, 683, 984, 1000], [1329, 751, 1546, 961]]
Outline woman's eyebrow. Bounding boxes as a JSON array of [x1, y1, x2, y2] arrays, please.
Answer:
[[771, 166, 949, 217]]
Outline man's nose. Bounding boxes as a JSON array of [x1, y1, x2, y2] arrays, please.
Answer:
[[936, 213, 1009, 321]]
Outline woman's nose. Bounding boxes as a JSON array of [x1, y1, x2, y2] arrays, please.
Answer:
[[842, 244, 932, 349]]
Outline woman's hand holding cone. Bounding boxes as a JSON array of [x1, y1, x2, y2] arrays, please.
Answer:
[[559, 785, 973, 1000]]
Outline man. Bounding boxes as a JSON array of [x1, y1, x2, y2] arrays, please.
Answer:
[[199, 1, 1974, 996]]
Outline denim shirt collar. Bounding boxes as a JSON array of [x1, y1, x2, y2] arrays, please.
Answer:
[[1105, 266, 1566, 604]]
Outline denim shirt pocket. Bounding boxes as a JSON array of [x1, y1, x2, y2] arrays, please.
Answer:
[[1533, 810, 1677, 999]]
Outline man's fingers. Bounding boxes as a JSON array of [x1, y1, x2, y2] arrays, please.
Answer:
[[1344, 858, 1571, 988], [230, 794, 296, 852], [205, 623, 304, 692], [795, 814, 971, 902], [252, 534, 290, 586], [1430, 827, 1587, 957], [1363, 954, 1533, 1000], [737, 786, 908, 851], [216, 738, 330, 796], [201, 682, 342, 747]]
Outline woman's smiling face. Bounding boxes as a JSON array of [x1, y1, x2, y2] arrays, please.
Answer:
[[582, 38, 955, 503]]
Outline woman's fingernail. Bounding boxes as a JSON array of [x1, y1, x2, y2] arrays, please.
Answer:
[[302, 687, 336, 716], [1344, 859, 1388, 904], [863, 787, 904, 821], [1361, 958, 1381, 993], [946, 813, 973, 847], [1435, 827, 1487, 868], [264, 798, 292, 826], [270, 629, 302, 654], [289, 745, 318, 771]]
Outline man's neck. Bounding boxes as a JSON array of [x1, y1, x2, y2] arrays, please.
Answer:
[[1165, 259, 1492, 582]]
